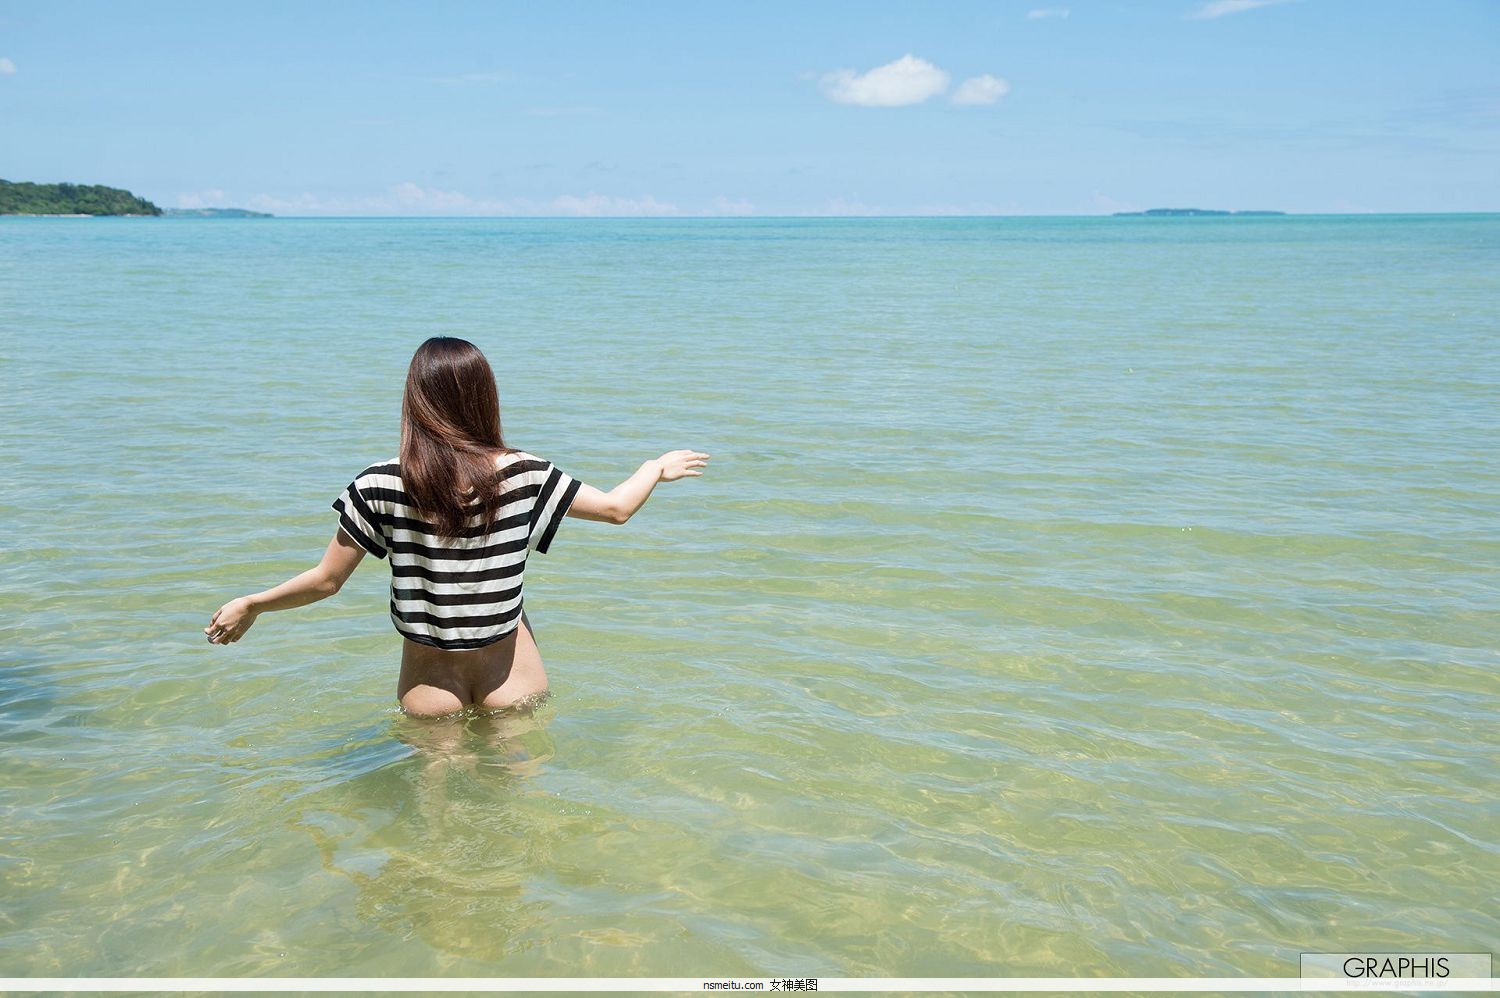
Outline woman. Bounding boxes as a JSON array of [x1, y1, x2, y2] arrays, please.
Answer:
[[203, 336, 709, 718]]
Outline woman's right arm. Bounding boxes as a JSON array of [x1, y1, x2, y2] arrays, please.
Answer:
[[568, 450, 709, 524]]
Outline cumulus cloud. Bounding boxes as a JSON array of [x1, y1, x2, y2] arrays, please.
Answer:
[[1026, 7, 1070, 18], [240, 187, 514, 216], [1092, 191, 1141, 214], [0, 57, 16, 75], [710, 195, 755, 216], [1186, 0, 1296, 19], [238, 184, 694, 217], [951, 74, 1010, 106], [820, 54, 950, 107], [550, 192, 679, 216], [913, 200, 1016, 215], [387, 181, 502, 212], [175, 188, 228, 209], [817, 196, 886, 216]]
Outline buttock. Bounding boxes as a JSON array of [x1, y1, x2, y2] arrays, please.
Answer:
[[397, 611, 547, 717]]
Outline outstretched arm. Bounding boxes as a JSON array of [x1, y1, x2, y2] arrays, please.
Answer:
[[567, 449, 709, 525], [205, 527, 368, 644]]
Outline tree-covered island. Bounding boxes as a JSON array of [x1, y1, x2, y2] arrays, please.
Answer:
[[1, 180, 272, 217], [1, 179, 162, 215]]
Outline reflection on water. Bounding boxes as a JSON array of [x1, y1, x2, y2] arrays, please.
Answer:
[[390, 697, 557, 777], [289, 704, 559, 966]]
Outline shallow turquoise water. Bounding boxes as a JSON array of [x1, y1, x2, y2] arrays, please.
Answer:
[[2, 215, 1497, 977]]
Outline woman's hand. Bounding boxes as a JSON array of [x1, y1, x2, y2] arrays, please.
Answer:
[[656, 450, 710, 482], [205, 596, 259, 644]]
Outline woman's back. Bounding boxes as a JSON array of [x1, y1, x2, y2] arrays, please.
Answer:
[[333, 450, 581, 651], [205, 334, 708, 719]]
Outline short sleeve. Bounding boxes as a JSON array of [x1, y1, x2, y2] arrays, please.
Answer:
[[331, 472, 388, 559], [528, 459, 582, 555]]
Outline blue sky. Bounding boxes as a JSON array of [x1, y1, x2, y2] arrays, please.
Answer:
[[2, 1, 1497, 215]]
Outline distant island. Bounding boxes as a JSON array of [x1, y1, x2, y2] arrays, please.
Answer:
[[162, 207, 272, 218], [1, 179, 161, 216], [1113, 208, 1287, 217], [1, 179, 271, 217]]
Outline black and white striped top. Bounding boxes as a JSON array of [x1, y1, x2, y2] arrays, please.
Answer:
[[331, 451, 582, 651]]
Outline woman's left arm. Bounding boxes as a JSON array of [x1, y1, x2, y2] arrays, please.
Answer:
[[205, 528, 368, 644]]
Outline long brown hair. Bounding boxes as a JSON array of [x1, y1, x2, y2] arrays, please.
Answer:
[[399, 337, 517, 538]]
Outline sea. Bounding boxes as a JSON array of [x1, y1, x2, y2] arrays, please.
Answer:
[[2, 214, 1496, 977]]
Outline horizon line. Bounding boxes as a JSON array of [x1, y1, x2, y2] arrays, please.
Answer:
[[20, 210, 1499, 220]]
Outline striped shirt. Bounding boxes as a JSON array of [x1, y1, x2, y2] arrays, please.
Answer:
[[330, 451, 582, 651]]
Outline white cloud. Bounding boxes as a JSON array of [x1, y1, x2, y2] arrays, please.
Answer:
[[241, 185, 510, 216], [0, 57, 16, 75], [1025, 7, 1070, 18], [816, 197, 886, 216], [819, 54, 950, 107], [913, 200, 1017, 215], [549, 192, 679, 216], [240, 184, 691, 217], [951, 74, 1010, 106], [1186, 0, 1295, 20], [1092, 191, 1141, 214], [388, 181, 500, 212], [176, 188, 228, 209], [709, 195, 755, 216]]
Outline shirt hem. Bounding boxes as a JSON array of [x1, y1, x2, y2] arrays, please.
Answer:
[[394, 620, 522, 651]]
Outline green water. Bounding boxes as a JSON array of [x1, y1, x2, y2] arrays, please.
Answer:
[[2, 215, 1496, 977]]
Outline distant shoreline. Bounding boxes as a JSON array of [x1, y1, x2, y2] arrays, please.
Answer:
[[1112, 208, 1286, 217], [0, 179, 272, 217], [162, 207, 273, 218]]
